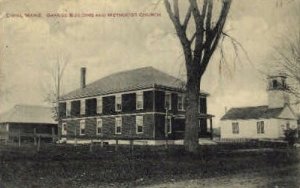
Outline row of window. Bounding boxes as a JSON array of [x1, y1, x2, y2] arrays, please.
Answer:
[[62, 92, 206, 117], [61, 116, 173, 136], [62, 92, 178, 117], [232, 121, 265, 134], [232, 121, 296, 135]]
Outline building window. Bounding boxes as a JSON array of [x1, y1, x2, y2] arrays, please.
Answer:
[[165, 116, 172, 134], [66, 101, 71, 117], [165, 92, 171, 110], [96, 118, 102, 135], [80, 99, 85, 115], [97, 97, 102, 114], [286, 122, 290, 129], [136, 91, 144, 110], [257, 121, 264, 134], [272, 80, 278, 88], [115, 117, 122, 134], [80, 120, 85, 135], [136, 116, 143, 134], [115, 94, 122, 112], [177, 94, 184, 111], [62, 123, 67, 135], [232, 122, 239, 134]]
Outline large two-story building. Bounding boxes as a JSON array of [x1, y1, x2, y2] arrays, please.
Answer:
[[58, 67, 213, 145]]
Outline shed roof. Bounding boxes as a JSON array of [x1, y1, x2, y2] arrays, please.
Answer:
[[0, 105, 56, 124], [221, 105, 284, 120], [60, 66, 208, 100]]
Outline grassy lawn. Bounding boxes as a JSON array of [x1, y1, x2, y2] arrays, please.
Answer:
[[0, 142, 298, 188]]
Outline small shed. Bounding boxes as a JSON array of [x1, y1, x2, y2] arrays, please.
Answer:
[[0, 105, 57, 143]]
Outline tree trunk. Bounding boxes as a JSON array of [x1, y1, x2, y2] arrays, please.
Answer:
[[184, 66, 201, 153]]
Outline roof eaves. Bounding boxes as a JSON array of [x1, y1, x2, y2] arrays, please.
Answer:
[[60, 85, 156, 101]]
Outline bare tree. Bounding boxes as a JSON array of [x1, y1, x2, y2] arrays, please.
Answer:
[[274, 30, 300, 104], [272, 1, 300, 108], [43, 54, 70, 121], [164, 0, 232, 152]]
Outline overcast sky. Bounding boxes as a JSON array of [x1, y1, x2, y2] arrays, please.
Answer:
[[0, 0, 299, 126]]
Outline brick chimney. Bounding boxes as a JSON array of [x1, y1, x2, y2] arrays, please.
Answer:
[[80, 67, 86, 89]]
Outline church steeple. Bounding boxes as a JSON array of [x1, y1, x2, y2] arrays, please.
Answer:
[[267, 73, 290, 109]]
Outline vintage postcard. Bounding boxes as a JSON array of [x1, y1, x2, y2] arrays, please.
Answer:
[[0, 0, 300, 187]]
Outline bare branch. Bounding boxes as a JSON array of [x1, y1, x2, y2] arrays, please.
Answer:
[[205, 0, 213, 32], [183, 5, 192, 30], [173, 0, 180, 19], [200, 0, 232, 76], [189, 0, 201, 24], [164, 0, 192, 65], [190, 32, 196, 43], [221, 31, 252, 65]]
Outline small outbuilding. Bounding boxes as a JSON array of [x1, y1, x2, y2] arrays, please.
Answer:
[[0, 105, 57, 143]]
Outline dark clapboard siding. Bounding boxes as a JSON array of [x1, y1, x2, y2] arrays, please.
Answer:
[[154, 114, 165, 139], [65, 119, 79, 136], [59, 102, 66, 118], [61, 88, 209, 140], [143, 91, 154, 112], [85, 98, 97, 116], [103, 96, 115, 115], [154, 114, 185, 140], [122, 93, 136, 113], [155, 90, 165, 112], [71, 100, 80, 116], [64, 114, 154, 139], [171, 93, 178, 114]]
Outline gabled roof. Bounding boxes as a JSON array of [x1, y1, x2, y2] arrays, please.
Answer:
[[0, 105, 56, 124], [221, 105, 284, 120], [60, 66, 208, 100]]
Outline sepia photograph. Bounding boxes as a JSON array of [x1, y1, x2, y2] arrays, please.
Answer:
[[0, 0, 300, 187]]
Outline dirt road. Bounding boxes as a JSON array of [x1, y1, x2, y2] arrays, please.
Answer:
[[143, 164, 300, 188]]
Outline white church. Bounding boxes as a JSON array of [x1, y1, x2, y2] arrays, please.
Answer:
[[220, 74, 298, 139]]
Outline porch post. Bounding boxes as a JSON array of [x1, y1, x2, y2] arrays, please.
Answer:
[[52, 127, 55, 143], [210, 117, 213, 140]]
